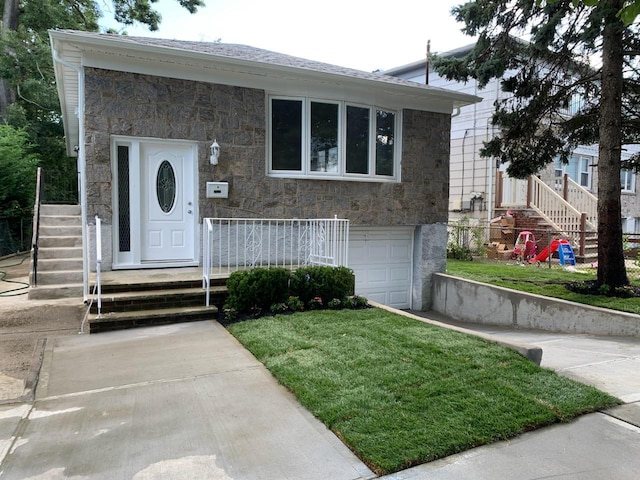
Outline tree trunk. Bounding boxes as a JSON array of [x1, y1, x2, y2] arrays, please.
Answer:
[[597, 0, 628, 287], [0, 0, 18, 121]]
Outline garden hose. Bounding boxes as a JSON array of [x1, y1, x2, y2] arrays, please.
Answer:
[[0, 253, 30, 297]]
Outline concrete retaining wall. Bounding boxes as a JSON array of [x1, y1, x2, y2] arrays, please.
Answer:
[[432, 273, 640, 337]]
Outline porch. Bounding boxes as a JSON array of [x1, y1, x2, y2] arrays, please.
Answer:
[[495, 172, 598, 262]]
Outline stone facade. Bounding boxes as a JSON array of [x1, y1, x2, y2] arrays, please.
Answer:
[[84, 68, 450, 227]]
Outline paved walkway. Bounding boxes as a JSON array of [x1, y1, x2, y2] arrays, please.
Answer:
[[0, 321, 373, 480], [1, 312, 640, 479]]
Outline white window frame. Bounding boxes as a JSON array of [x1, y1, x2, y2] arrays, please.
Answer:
[[554, 154, 592, 189], [621, 168, 636, 193], [267, 95, 401, 182], [578, 156, 591, 188]]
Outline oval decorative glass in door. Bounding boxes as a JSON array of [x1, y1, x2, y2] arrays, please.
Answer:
[[156, 160, 176, 213]]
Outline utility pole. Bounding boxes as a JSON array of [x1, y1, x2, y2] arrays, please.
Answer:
[[425, 40, 431, 85]]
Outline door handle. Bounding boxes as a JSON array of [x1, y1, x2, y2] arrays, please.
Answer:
[[188, 210, 193, 214]]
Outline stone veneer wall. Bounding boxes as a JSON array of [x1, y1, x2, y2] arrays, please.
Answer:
[[83, 68, 450, 227]]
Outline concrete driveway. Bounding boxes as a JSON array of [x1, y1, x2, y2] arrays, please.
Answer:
[[0, 321, 373, 480]]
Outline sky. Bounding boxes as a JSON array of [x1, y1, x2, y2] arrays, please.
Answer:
[[99, 0, 475, 72]]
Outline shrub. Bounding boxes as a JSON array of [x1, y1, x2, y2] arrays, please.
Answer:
[[343, 295, 369, 309], [290, 266, 355, 305], [225, 268, 291, 312], [286, 296, 304, 312], [222, 305, 238, 322], [270, 302, 289, 314], [327, 298, 342, 309], [308, 296, 323, 310], [225, 266, 356, 315]]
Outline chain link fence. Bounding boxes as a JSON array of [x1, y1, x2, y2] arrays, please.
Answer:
[[447, 219, 640, 275]]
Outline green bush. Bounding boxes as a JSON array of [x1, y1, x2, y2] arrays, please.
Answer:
[[343, 295, 369, 309], [286, 296, 304, 312], [226, 266, 356, 314], [225, 267, 291, 312], [290, 266, 355, 305]]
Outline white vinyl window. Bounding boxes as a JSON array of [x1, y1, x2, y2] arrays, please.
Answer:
[[554, 154, 592, 189], [268, 96, 400, 181], [621, 168, 636, 193]]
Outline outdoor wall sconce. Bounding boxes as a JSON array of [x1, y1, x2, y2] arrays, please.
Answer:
[[210, 140, 220, 165]]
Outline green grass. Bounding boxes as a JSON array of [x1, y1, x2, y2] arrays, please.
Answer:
[[227, 308, 619, 475], [447, 259, 640, 315]]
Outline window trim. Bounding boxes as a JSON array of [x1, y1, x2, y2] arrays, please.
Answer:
[[554, 154, 592, 189], [267, 95, 401, 182], [621, 168, 636, 193]]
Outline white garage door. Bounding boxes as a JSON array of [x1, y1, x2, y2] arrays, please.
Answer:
[[348, 227, 413, 309]]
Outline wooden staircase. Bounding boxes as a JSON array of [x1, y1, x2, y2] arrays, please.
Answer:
[[497, 174, 598, 263], [87, 271, 228, 333]]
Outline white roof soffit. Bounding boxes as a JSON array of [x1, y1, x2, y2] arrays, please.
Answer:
[[50, 30, 480, 152], [51, 35, 82, 157]]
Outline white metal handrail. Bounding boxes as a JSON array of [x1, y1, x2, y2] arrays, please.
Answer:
[[202, 216, 350, 306], [95, 215, 102, 317]]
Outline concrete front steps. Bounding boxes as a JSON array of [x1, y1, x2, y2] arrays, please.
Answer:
[[28, 204, 84, 300], [88, 274, 228, 333]]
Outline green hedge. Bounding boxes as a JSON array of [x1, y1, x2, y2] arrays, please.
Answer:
[[225, 266, 356, 313]]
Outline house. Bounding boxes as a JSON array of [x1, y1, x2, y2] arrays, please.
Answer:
[[384, 44, 640, 235], [47, 30, 479, 312]]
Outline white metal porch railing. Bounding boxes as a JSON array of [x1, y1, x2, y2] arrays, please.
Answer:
[[95, 215, 102, 316], [202, 217, 350, 306]]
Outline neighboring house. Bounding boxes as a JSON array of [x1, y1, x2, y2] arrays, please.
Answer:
[[384, 44, 640, 233], [49, 30, 478, 311]]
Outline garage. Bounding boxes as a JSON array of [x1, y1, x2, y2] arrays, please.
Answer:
[[348, 227, 414, 309]]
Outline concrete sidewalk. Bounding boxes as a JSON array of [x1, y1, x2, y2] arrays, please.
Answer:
[[0, 321, 373, 480]]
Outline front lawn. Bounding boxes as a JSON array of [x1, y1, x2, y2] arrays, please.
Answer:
[[447, 259, 640, 315], [227, 308, 619, 475]]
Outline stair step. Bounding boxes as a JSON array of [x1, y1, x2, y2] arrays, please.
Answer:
[[89, 306, 218, 333], [28, 283, 84, 300], [40, 226, 82, 237], [38, 247, 83, 259], [40, 204, 81, 216], [31, 270, 83, 285], [37, 258, 83, 271], [39, 236, 83, 248], [89, 286, 227, 313], [95, 277, 227, 294], [40, 214, 82, 227]]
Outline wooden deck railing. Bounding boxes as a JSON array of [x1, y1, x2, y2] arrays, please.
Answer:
[[554, 174, 598, 229]]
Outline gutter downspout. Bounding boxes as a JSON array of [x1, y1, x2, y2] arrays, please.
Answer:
[[487, 78, 500, 223], [52, 49, 88, 302]]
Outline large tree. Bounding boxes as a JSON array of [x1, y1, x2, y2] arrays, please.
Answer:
[[0, 0, 205, 160], [0, 0, 203, 247], [434, 0, 639, 288]]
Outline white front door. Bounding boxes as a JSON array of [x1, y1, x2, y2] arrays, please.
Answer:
[[140, 143, 196, 263], [112, 138, 198, 268]]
